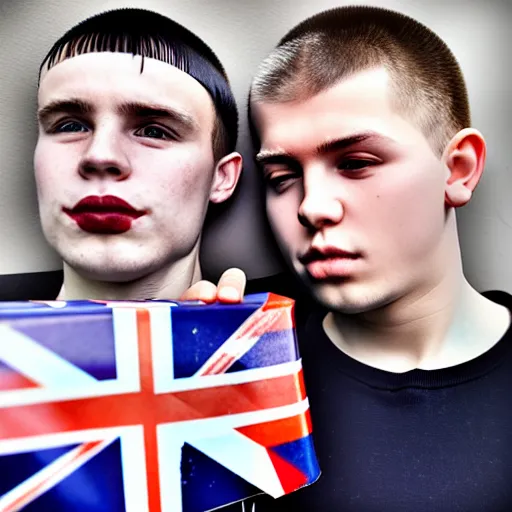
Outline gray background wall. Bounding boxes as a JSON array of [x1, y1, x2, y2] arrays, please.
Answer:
[[0, 0, 510, 292]]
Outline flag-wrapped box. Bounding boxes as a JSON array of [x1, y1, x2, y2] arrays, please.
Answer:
[[0, 292, 320, 512]]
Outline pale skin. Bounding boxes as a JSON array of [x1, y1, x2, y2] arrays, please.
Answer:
[[198, 67, 510, 373], [35, 52, 244, 303]]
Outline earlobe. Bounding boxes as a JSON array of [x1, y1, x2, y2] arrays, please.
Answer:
[[209, 152, 243, 204], [444, 128, 486, 208]]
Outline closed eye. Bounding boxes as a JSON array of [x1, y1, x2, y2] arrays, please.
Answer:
[[338, 159, 376, 170], [264, 170, 300, 194], [337, 158, 379, 178]]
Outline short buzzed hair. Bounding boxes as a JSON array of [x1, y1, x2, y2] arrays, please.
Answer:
[[250, 6, 470, 156], [39, 8, 238, 161]]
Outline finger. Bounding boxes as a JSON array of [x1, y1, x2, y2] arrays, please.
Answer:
[[179, 280, 218, 303], [216, 268, 247, 303]]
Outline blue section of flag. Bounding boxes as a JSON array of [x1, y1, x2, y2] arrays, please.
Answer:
[[0, 443, 80, 497], [232, 329, 300, 372], [269, 435, 321, 485], [20, 440, 126, 512], [181, 442, 261, 512], [172, 306, 256, 378], [236, 293, 269, 305], [12, 314, 117, 380], [0, 302, 48, 311]]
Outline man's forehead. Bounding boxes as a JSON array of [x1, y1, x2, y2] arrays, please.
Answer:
[[252, 67, 426, 154], [38, 52, 214, 117]]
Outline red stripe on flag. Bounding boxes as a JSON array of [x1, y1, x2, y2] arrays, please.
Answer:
[[236, 409, 313, 448], [266, 449, 309, 494], [200, 354, 237, 376], [3, 441, 103, 512], [136, 309, 162, 512], [0, 371, 40, 391], [262, 294, 294, 311], [0, 373, 306, 441]]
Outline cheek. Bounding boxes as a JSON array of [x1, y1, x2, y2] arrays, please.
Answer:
[[146, 150, 213, 208], [33, 142, 55, 198], [34, 139, 74, 196], [369, 165, 445, 218], [266, 193, 302, 249], [364, 169, 446, 252], [406, 174, 445, 227]]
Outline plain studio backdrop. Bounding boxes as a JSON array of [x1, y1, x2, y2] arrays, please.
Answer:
[[0, 0, 511, 294]]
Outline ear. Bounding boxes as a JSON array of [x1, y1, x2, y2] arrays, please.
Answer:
[[443, 128, 486, 208], [209, 152, 243, 204]]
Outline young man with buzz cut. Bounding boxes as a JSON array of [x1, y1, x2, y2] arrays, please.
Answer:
[[220, 5, 512, 511], [35, 7, 246, 303]]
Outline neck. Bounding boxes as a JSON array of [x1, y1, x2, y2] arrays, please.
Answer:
[[324, 227, 510, 372], [58, 252, 202, 301]]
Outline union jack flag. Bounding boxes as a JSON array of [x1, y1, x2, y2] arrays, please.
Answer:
[[0, 293, 320, 511]]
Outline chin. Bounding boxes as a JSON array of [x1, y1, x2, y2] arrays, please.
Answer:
[[62, 251, 160, 283], [75, 262, 153, 283], [53, 235, 164, 280], [83, 267, 150, 283], [306, 278, 396, 315]]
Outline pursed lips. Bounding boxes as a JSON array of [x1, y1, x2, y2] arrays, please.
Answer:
[[63, 195, 147, 235]]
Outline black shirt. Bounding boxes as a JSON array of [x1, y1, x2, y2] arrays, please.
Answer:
[[226, 290, 512, 511]]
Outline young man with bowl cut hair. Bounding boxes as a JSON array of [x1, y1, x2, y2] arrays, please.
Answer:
[[35, 7, 246, 302], [220, 5, 512, 511]]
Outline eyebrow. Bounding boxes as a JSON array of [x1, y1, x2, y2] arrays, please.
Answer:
[[117, 101, 199, 133], [37, 98, 198, 133], [37, 99, 92, 125], [255, 131, 397, 165]]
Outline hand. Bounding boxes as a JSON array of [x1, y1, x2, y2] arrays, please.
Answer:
[[179, 268, 247, 304]]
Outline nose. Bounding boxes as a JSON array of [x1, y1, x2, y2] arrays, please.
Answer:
[[297, 173, 344, 230], [78, 126, 131, 181]]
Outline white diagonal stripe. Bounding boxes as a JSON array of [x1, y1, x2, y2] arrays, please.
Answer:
[[195, 308, 284, 376], [0, 325, 97, 388], [0, 427, 133, 455], [0, 438, 115, 511], [157, 359, 302, 393], [191, 430, 285, 498], [0, 379, 133, 408]]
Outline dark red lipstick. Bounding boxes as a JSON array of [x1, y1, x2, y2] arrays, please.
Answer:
[[63, 195, 147, 234]]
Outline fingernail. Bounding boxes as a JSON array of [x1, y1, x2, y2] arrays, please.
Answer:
[[219, 286, 240, 302]]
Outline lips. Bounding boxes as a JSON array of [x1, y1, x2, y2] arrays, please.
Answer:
[[299, 246, 362, 280], [63, 195, 147, 235]]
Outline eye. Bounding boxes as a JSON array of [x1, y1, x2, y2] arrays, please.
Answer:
[[338, 159, 373, 170], [135, 125, 174, 140], [54, 121, 88, 133], [337, 158, 378, 177], [265, 171, 299, 194]]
